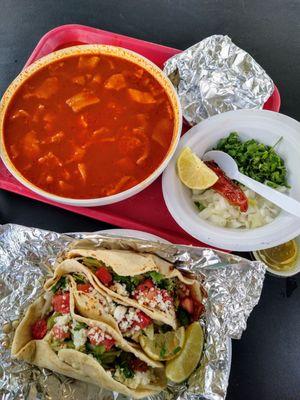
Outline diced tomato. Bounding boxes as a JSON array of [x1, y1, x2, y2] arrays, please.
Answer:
[[134, 279, 156, 300], [77, 283, 92, 293], [31, 319, 47, 339], [95, 266, 113, 286], [136, 279, 154, 292], [52, 292, 70, 314], [206, 161, 248, 212], [88, 327, 103, 345], [180, 297, 194, 314], [192, 301, 205, 321], [52, 325, 71, 340], [102, 337, 116, 351], [161, 289, 173, 303], [136, 311, 152, 329], [130, 358, 148, 372], [87, 327, 116, 350]]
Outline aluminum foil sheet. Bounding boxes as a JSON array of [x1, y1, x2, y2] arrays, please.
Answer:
[[164, 35, 274, 125], [0, 224, 266, 400]]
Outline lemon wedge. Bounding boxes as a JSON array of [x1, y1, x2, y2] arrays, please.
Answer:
[[139, 327, 185, 361], [166, 322, 204, 383], [177, 147, 218, 189]]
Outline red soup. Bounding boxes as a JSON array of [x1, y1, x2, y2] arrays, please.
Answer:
[[4, 54, 175, 199]]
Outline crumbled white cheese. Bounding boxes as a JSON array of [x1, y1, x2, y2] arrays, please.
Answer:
[[114, 306, 128, 322], [54, 314, 71, 327], [105, 300, 117, 315], [116, 306, 141, 334], [114, 368, 152, 389], [87, 326, 112, 343], [53, 314, 71, 334], [72, 328, 88, 349], [135, 289, 173, 314], [110, 282, 129, 297], [88, 288, 106, 305]]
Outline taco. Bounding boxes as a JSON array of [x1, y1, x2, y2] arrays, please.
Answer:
[[11, 288, 166, 398], [45, 245, 204, 331], [44, 264, 155, 342]]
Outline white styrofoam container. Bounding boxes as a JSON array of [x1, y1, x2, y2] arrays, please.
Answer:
[[162, 109, 300, 252]]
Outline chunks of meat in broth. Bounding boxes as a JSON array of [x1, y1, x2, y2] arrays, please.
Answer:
[[22, 130, 40, 158], [104, 73, 126, 91], [152, 119, 170, 147], [23, 77, 59, 100], [77, 163, 87, 182], [127, 88, 156, 104], [66, 91, 100, 113], [10, 109, 29, 120], [78, 56, 100, 70], [72, 75, 86, 86]]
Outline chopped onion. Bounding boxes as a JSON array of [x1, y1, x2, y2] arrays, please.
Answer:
[[192, 185, 283, 229]]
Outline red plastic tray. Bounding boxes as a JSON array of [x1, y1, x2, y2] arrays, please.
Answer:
[[0, 24, 281, 246]]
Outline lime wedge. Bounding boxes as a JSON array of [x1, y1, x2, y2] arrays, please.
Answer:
[[139, 327, 185, 361], [166, 322, 204, 383]]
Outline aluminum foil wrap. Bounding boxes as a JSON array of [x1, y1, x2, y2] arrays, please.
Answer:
[[0, 224, 266, 400], [164, 35, 274, 125]]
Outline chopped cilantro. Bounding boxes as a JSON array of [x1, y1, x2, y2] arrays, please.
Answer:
[[146, 271, 165, 284], [50, 339, 62, 351], [177, 307, 191, 327], [113, 274, 141, 293], [194, 201, 205, 212], [215, 132, 289, 188], [145, 272, 175, 293], [116, 352, 135, 378], [51, 276, 67, 293], [86, 343, 121, 368], [86, 343, 122, 367], [100, 350, 121, 367], [160, 342, 167, 358], [86, 342, 106, 357], [173, 346, 181, 355], [159, 278, 175, 293], [120, 364, 134, 379], [81, 257, 102, 270], [73, 321, 88, 331], [72, 273, 86, 283], [47, 312, 61, 330]]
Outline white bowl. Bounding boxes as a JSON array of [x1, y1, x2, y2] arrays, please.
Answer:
[[162, 109, 300, 252], [0, 45, 182, 207]]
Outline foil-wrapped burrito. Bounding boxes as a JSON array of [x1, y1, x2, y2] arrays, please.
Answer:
[[164, 35, 274, 125], [0, 224, 265, 400]]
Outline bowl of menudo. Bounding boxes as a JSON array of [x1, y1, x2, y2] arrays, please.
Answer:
[[0, 45, 181, 206]]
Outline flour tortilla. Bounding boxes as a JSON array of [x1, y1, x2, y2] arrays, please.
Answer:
[[11, 293, 166, 398]]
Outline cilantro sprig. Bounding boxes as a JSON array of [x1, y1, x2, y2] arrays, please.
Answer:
[[51, 276, 67, 293], [73, 322, 88, 331], [116, 352, 135, 378], [86, 343, 121, 368], [113, 274, 141, 293], [72, 273, 86, 283], [160, 342, 167, 358], [145, 271, 175, 293]]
